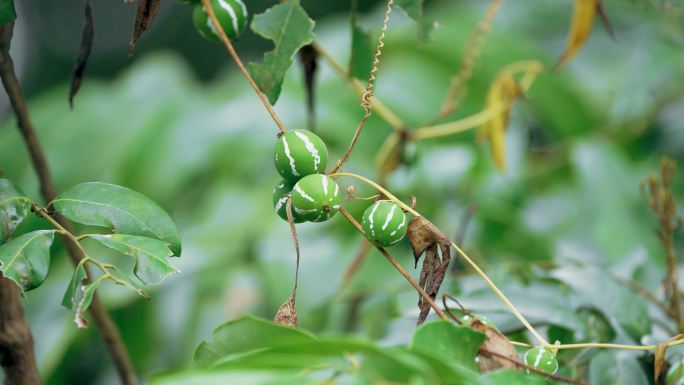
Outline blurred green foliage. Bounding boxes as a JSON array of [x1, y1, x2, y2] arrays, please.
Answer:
[[0, 0, 683, 384]]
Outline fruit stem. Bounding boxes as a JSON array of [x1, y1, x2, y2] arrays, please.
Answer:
[[200, 0, 287, 134]]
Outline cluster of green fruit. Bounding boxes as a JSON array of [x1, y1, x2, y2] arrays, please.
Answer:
[[271, 130, 408, 247], [460, 314, 559, 375], [178, 0, 249, 42]]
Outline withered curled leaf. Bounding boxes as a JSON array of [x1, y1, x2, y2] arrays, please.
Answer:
[[478, 61, 543, 172], [274, 295, 298, 327], [69, 0, 94, 109], [471, 320, 520, 372], [298, 44, 318, 131], [407, 216, 450, 325], [557, 0, 600, 69], [128, 0, 161, 55], [654, 341, 668, 383]]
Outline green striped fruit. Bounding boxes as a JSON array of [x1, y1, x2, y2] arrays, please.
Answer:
[[667, 359, 684, 385], [291, 175, 341, 222], [461, 314, 498, 331], [361, 201, 407, 247], [523, 347, 558, 375], [274, 130, 328, 183], [272, 180, 305, 223], [193, 0, 248, 42]]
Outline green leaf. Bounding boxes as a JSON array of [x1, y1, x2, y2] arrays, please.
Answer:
[[349, 23, 373, 80], [589, 351, 648, 385], [88, 234, 179, 285], [0, 178, 32, 245], [0, 230, 55, 291], [551, 266, 652, 340], [61, 262, 87, 310], [0, 0, 16, 24], [248, 0, 315, 105], [193, 315, 317, 367], [480, 369, 547, 385], [396, 0, 434, 43], [52, 182, 181, 256], [73, 277, 104, 328], [410, 320, 485, 371]]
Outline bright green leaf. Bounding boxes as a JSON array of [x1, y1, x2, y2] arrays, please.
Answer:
[[481, 369, 547, 385], [73, 278, 104, 328], [52, 182, 181, 256], [0, 0, 16, 24], [61, 262, 87, 310], [88, 234, 179, 285], [0, 230, 54, 292], [193, 315, 317, 367], [396, 0, 434, 43], [589, 351, 648, 385], [349, 23, 373, 80], [0, 178, 32, 245], [248, 0, 315, 105], [410, 320, 485, 371]]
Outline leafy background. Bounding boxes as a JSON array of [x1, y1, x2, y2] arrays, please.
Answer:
[[0, 0, 683, 384]]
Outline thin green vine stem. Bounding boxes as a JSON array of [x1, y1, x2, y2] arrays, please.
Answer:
[[328, 173, 548, 345]]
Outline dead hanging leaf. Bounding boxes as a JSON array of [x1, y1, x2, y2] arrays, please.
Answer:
[[471, 320, 520, 372], [407, 216, 450, 325], [557, 0, 600, 69], [69, 0, 94, 109], [478, 61, 544, 172], [274, 295, 298, 327], [298, 44, 318, 131], [128, 0, 160, 55], [654, 341, 668, 383]]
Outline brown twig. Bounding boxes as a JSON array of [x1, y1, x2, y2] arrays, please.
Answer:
[[200, 0, 286, 134], [285, 197, 301, 296], [338, 207, 448, 320], [341, 240, 372, 289], [0, 275, 41, 385], [642, 157, 682, 332], [329, 0, 394, 174], [0, 22, 136, 385], [438, 0, 505, 117], [479, 348, 595, 385]]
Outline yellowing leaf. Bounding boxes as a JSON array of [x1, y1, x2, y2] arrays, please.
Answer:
[[557, 0, 599, 69], [479, 61, 543, 172]]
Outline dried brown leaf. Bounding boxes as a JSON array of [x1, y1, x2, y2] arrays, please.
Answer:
[[407, 216, 450, 325], [471, 320, 520, 372], [128, 0, 161, 55], [69, 0, 94, 109], [274, 295, 298, 327]]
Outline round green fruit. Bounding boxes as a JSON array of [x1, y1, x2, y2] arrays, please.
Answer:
[[193, 0, 248, 42], [272, 180, 305, 223], [361, 201, 407, 247], [274, 130, 328, 182], [461, 314, 498, 330], [291, 174, 341, 222], [523, 347, 558, 375], [667, 359, 684, 385]]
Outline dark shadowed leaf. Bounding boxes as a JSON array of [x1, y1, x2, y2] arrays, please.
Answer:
[[407, 216, 451, 324], [129, 0, 161, 55], [0, 0, 15, 24], [273, 295, 297, 327], [249, 0, 315, 104], [410, 320, 485, 371], [52, 182, 181, 256], [69, 0, 94, 109], [396, 0, 434, 43], [0, 230, 54, 292], [88, 234, 178, 285], [0, 178, 32, 245]]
